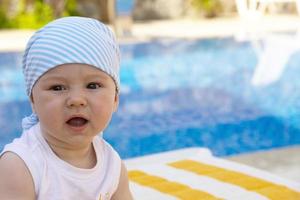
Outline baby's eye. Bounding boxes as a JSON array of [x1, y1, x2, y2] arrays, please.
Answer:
[[87, 82, 101, 89], [50, 85, 66, 91]]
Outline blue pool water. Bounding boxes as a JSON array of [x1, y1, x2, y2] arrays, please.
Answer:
[[1, 37, 300, 158]]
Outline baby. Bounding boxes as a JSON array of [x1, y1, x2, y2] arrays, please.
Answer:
[[0, 17, 133, 200]]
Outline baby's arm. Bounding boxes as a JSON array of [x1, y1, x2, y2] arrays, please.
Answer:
[[0, 152, 35, 200], [111, 162, 133, 200]]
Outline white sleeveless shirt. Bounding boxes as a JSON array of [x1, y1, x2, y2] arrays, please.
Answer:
[[0, 123, 121, 200]]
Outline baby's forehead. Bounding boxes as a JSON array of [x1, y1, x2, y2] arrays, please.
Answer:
[[43, 63, 110, 77], [40, 63, 112, 80]]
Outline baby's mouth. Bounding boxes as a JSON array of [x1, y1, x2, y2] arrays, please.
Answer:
[[66, 117, 88, 127]]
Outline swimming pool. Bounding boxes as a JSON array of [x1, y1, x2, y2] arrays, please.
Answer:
[[1, 36, 300, 159]]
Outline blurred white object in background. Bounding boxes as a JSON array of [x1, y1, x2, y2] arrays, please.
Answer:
[[235, 0, 300, 40], [251, 32, 300, 86], [236, 0, 300, 17], [235, 0, 300, 86]]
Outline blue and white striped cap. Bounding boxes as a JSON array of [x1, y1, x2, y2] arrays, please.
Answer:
[[23, 16, 120, 96], [22, 16, 120, 131]]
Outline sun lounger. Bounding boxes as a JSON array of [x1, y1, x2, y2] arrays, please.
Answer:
[[125, 148, 300, 199]]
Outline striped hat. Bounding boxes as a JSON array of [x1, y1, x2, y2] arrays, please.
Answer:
[[22, 16, 120, 131], [23, 16, 120, 96]]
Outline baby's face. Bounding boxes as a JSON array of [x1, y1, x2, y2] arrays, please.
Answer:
[[30, 63, 119, 148]]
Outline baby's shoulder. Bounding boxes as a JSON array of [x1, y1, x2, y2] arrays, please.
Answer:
[[0, 133, 47, 185], [0, 152, 35, 199], [0, 151, 31, 177]]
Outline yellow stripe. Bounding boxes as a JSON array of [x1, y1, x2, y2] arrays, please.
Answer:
[[168, 160, 300, 200], [128, 170, 222, 200]]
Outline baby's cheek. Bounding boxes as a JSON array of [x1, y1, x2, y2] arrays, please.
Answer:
[[93, 103, 115, 122]]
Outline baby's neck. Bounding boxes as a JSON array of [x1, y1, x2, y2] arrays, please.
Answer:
[[50, 142, 97, 169]]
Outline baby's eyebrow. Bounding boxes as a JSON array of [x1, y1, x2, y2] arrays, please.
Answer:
[[41, 75, 66, 82], [84, 73, 110, 81]]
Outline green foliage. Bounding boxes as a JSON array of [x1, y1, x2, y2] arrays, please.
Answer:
[[65, 0, 80, 16], [11, 1, 54, 29], [191, 0, 223, 18], [0, 8, 11, 28], [0, 0, 79, 29]]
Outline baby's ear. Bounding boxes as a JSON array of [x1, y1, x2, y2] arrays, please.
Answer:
[[29, 94, 36, 113], [113, 94, 119, 112], [30, 93, 34, 103]]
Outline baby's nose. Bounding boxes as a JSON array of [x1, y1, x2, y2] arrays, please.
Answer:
[[66, 92, 87, 108]]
